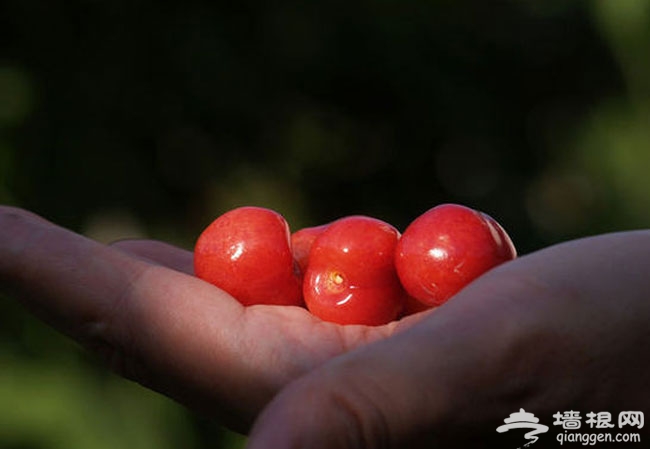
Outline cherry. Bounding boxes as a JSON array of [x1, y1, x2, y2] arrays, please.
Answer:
[[194, 206, 303, 306], [403, 294, 432, 316], [303, 216, 404, 325], [395, 203, 516, 308], [290, 224, 329, 274]]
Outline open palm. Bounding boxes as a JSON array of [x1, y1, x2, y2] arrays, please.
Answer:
[[0, 206, 416, 432]]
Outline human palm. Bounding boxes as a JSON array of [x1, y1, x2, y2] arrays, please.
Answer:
[[4, 206, 650, 448], [0, 206, 416, 432]]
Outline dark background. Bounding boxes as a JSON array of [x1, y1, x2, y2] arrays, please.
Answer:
[[2, 1, 649, 448]]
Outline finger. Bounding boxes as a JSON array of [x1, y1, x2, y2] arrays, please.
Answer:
[[247, 231, 650, 449], [247, 275, 529, 448], [1, 206, 394, 432], [0, 206, 226, 340], [0, 206, 152, 340], [0, 206, 252, 428], [110, 239, 194, 275]]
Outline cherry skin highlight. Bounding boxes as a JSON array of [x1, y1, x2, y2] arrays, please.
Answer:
[[395, 203, 516, 308], [303, 216, 405, 325], [291, 224, 329, 274], [194, 206, 303, 306]]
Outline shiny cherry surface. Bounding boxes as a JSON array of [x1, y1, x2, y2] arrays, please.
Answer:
[[194, 206, 303, 306], [395, 204, 516, 308], [303, 216, 404, 325]]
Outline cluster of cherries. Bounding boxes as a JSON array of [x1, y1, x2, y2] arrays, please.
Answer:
[[193, 204, 517, 325]]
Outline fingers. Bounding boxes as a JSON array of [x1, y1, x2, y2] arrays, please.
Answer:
[[0, 205, 150, 340], [0, 206, 230, 344], [0, 206, 391, 432], [110, 239, 194, 275], [246, 276, 528, 449], [0, 206, 251, 427], [246, 231, 650, 449]]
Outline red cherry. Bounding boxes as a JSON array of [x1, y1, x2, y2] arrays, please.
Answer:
[[303, 216, 405, 325], [290, 224, 329, 274], [395, 204, 516, 308], [194, 206, 303, 306], [403, 294, 432, 316]]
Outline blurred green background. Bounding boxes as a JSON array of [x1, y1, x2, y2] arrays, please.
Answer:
[[1, 1, 649, 448]]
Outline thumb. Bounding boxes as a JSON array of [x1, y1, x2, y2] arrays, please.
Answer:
[[245, 277, 531, 449], [246, 231, 650, 449]]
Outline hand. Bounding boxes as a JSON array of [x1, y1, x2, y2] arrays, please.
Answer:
[[0, 206, 421, 432], [246, 230, 650, 448]]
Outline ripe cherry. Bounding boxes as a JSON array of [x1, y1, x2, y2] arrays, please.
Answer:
[[194, 206, 303, 306], [403, 294, 432, 316], [290, 224, 329, 274], [303, 216, 404, 325], [395, 203, 516, 308]]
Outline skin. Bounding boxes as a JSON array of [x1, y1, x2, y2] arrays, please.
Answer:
[[1, 205, 649, 448], [249, 229, 650, 448], [0, 205, 419, 433]]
